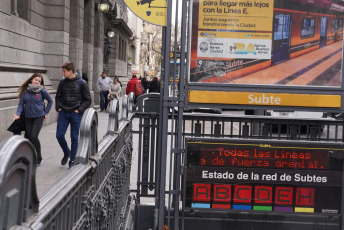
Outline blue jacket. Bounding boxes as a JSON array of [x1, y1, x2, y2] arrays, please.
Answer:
[[16, 88, 53, 118]]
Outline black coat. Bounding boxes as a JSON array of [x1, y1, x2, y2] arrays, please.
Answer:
[[149, 80, 160, 93], [7, 112, 25, 134], [55, 75, 91, 114]]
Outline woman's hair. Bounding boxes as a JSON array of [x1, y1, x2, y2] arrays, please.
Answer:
[[18, 73, 44, 98]]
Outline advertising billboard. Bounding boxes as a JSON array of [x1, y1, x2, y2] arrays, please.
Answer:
[[190, 0, 344, 87], [185, 138, 343, 218]]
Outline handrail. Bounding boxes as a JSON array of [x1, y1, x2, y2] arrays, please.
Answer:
[[76, 108, 98, 164], [0, 136, 39, 229], [1, 95, 135, 230], [106, 98, 119, 136], [128, 92, 134, 115]]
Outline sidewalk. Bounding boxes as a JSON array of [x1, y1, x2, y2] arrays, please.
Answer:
[[35, 110, 109, 197]]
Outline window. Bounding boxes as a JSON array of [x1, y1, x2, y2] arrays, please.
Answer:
[[301, 18, 315, 39], [124, 41, 127, 61], [118, 37, 122, 60], [11, 0, 30, 21], [331, 20, 335, 33], [273, 14, 290, 40], [340, 19, 343, 32]]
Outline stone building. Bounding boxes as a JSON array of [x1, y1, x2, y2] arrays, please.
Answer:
[[127, 11, 161, 80], [0, 0, 132, 141]]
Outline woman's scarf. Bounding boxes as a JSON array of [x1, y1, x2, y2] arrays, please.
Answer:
[[27, 84, 43, 94]]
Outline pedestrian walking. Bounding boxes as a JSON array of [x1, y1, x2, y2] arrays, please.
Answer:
[[149, 76, 160, 93], [82, 72, 88, 83], [13, 73, 53, 165], [141, 76, 149, 93], [108, 77, 122, 100], [55, 62, 91, 168], [126, 74, 143, 104], [96, 72, 112, 112]]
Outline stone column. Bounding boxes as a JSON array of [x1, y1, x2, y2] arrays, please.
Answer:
[[83, 0, 94, 87], [69, 0, 84, 70], [92, 10, 104, 105], [132, 37, 141, 75], [44, 0, 71, 89]]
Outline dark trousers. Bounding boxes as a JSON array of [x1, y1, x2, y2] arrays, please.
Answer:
[[56, 110, 82, 161], [100, 90, 109, 110], [25, 116, 44, 161]]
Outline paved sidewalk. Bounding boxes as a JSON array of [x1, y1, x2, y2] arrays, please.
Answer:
[[35, 110, 109, 197]]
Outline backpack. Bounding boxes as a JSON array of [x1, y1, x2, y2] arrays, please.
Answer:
[[135, 81, 144, 96]]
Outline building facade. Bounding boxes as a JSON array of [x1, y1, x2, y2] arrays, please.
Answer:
[[0, 0, 132, 141]]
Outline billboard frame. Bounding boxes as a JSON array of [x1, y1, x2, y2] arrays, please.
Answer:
[[185, 0, 344, 112]]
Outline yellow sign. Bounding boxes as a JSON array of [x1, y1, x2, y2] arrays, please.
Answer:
[[198, 0, 273, 31], [188, 91, 341, 108], [124, 0, 167, 26]]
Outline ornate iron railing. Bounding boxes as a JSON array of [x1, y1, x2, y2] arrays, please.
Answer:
[[0, 94, 134, 230]]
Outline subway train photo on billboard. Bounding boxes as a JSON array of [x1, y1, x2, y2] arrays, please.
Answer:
[[190, 0, 344, 87]]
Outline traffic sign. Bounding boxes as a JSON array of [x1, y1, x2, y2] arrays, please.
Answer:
[[124, 0, 167, 26]]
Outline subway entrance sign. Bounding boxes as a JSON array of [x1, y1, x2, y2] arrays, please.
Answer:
[[184, 138, 344, 229]]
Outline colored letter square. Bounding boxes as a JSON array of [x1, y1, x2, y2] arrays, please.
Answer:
[[234, 185, 252, 203], [254, 186, 272, 204], [275, 187, 293, 205], [193, 184, 211, 202], [296, 188, 314, 206], [214, 184, 231, 203]]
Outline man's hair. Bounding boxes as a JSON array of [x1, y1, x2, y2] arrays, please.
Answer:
[[62, 62, 76, 73], [132, 75, 137, 78]]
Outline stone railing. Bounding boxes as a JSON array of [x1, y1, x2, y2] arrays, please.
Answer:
[[0, 94, 135, 230]]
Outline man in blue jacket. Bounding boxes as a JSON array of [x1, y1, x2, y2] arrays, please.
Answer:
[[55, 62, 91, 168]]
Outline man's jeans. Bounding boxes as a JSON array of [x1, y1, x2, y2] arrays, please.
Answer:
[[56, 110, 82, 161], [100, 90, 109, 110]]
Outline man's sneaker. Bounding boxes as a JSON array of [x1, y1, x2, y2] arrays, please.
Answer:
[[37, 157, 43, 165], [69, 160, 75, 169], [61, 153, 70, 165]]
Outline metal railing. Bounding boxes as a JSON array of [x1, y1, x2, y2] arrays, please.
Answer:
[[133, 93, 344, 230], [0, 94, 135, 230], [182, 113, 344, 142]]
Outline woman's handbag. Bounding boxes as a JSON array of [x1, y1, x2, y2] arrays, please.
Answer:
[[7, 111, 26, 134]]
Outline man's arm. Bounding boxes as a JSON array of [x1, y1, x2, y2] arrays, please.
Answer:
[[78, 82, 92, 113], [55, 81, 63, 111], [96, 78, 101, 91]]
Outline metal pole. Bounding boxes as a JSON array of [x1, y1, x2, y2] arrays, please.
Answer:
[[156, 1, 173, 224]]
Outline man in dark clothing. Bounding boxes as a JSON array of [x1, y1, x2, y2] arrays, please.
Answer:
[[141, 76, 149, 93], [82, 72, 88, 83], [55, 62, 91, 168], [149, 77, 160, 93]]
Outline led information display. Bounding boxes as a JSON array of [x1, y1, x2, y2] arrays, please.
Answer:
[[185, 139, 344, 214]]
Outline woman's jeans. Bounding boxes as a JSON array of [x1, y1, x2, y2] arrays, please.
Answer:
[[56, 110, 82, 161], [25, 116, 44, 161]]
